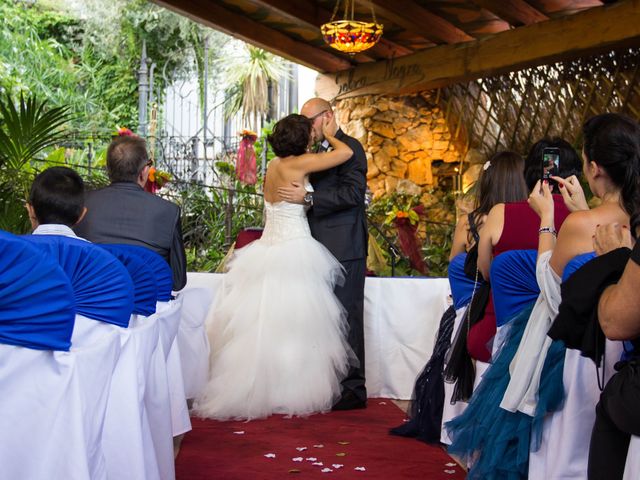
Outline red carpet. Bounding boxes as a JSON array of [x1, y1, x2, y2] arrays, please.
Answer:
[[175, 399, 465, 479]]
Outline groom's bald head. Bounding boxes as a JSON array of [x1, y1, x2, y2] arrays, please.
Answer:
[[301, 98, 334, 142]]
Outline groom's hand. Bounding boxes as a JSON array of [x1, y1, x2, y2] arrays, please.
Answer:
[[277, 182, 307, 204]]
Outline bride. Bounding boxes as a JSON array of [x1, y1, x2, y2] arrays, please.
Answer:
[[194, 113, 357, 421]]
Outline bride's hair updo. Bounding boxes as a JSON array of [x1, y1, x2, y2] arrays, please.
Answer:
[[267, 114, 312, 158]]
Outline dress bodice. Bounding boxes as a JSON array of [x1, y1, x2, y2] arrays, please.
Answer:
[[262, 201, 311, 244]]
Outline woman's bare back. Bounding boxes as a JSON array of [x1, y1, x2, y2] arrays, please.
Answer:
[[263, 157, 307, 203]]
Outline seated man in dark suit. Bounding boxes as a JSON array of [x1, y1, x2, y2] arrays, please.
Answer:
[[74, 136, 187, 290]]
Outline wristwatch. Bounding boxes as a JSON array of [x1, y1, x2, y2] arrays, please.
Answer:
[[304, 192, 313, 206]]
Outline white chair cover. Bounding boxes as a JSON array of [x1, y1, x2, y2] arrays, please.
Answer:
[[70, 315, 122, 480], [0, 345, 90, 479], [624, 436, 640, 480], [102, 316, 165, 480], [177, 287, 213, 399], [154, 297, 191, 437], [529, 340, 623, 479]]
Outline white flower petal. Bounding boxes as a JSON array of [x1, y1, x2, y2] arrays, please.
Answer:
[[445, 462, 457, 467], [264, 453, 276, 458], [292, 457, 303, 462], [312, 462, 324, 466], [444, 469, 457, 474], [332, 464, 344, 469], [321, 468, 333, 473], [355, 467, 366, 471], [313, 444, 324, 448], [305, 457, 317, 462], [295, 447, 307, 451], [233, 431, 245, 435]]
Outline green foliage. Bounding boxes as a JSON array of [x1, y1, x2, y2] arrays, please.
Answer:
[[221, 46, 289, 127], [368, 191, 455, 277], [0, 92, 73, 233]]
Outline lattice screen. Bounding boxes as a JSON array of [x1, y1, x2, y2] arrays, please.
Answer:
[[442, 47, 640, 159]]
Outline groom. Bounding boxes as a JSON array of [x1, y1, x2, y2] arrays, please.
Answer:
[[279, 97, 368, 410]]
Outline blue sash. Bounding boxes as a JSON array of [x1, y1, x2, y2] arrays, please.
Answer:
[[98, 244, 158, 316], [104, 244, 173, 301], [24, 235, 134, 327], [448, 253, 476, 310], [490, 250, 539, 326], [0, 231, 75, 350], [562, 251, 596, 281]]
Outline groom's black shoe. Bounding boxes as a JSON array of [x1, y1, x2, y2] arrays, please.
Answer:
[[332, 391, 367, 411]]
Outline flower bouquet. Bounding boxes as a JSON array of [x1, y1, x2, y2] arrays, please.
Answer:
[[145, 166, 172, 194]]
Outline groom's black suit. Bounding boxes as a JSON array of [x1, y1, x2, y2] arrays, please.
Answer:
[[308, 129, 368, 405]]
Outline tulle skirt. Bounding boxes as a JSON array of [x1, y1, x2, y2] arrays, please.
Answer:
[[445, 303, 535, 480], [193, 234, 355, 421]]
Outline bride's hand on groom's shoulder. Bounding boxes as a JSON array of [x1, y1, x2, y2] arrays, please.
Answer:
[[277, 182, 307, 204]]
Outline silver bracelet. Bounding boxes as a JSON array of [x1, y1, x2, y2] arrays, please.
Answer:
[[539, 226, 557, 237]]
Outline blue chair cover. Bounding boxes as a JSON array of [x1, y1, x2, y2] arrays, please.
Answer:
[[562, 251, 596, 282], [490, 250, 539, 326], [0, 230, 75, 350], [448, 253, 477, 310], [98, 244, 158, 316], [23, 235, 135, 327], [106, 244, 173, 301]]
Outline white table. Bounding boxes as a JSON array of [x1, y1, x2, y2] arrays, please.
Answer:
[[184, 273, 450, 400]]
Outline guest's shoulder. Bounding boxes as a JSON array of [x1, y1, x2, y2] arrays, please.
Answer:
[[559, 209, 593, 238]]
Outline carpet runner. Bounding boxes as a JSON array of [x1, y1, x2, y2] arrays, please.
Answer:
[[175, 399, 465, 479]]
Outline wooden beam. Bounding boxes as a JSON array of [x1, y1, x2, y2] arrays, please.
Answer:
[[153, 0, 351, 72], [471, 0, 548, 26], [362, 0, 475, 44], [250, 0, 413, 59], [316, 0, 640, 99]]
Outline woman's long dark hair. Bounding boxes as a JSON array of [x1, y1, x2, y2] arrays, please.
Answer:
[[524, 137, 582, 192], [468, 151, 528, 241], [582, 113, 640, 236]]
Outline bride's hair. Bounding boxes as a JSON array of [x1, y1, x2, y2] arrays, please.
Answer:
[[267, 114, 312, 158]]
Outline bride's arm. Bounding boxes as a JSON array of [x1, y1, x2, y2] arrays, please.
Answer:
[[296, 117, 352, 174]]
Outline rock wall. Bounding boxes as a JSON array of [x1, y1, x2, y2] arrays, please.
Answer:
[[336, 92, 466, 203]]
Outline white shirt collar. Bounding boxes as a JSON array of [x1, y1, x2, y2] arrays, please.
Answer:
[[33, 224, 88, 241]]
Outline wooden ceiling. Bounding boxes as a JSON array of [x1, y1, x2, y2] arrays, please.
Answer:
[[153, 1, 640, 97]]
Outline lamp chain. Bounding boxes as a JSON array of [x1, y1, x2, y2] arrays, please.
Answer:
[[329, 0, 341, 22]]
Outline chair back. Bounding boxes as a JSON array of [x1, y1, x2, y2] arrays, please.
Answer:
[[25, 235, 134, 327], [99, 244, 158, 317], [0, 230, 75, 350]]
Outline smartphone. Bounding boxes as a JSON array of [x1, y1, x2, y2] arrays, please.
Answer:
[[542, 147, 560, 183]]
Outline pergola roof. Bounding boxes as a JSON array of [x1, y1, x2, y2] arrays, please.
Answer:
[[154, 1, 640, 98]]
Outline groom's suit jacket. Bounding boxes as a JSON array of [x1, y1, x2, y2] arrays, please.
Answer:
[[73, 182, 187, 290], [308, 129, 368, 262]]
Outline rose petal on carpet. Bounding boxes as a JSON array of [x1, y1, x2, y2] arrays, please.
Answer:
[[175, 399, 465, 479]]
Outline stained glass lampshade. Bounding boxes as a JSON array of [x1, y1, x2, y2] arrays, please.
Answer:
[[321, 20, 384, 54]]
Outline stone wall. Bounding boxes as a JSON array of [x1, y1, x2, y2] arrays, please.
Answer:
[[335, 92, 466, 205]]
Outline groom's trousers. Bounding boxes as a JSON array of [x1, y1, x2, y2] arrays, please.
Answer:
[[334, 258, 367, 402]]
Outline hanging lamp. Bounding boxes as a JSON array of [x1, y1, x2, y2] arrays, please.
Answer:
[[321, 0, 383, 55]]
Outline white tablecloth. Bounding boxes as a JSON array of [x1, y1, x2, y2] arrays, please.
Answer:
[[185, 273, 450, 400]]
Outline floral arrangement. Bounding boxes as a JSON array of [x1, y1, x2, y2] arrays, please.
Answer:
[[236, 129, 258, 185], [114, 127, 171, 193], [116, 126, 135, 137], [385, 202, 427, 275], [239, 129, 258, 140]]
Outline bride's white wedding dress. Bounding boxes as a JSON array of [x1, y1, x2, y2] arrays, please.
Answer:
[[194, 198, 355, 421]]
